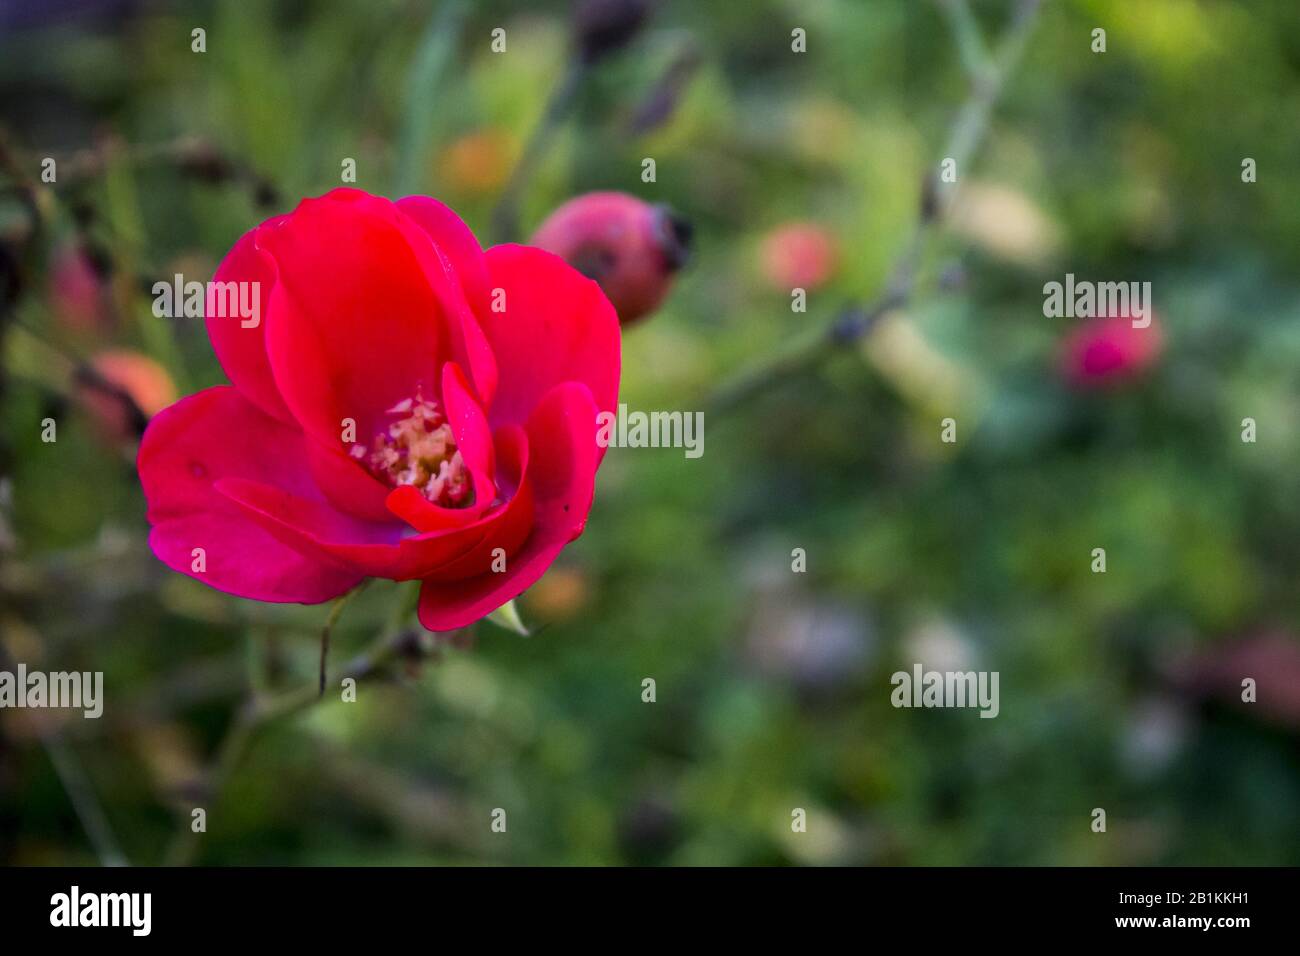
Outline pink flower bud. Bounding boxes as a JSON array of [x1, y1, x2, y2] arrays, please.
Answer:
[[530, 191, 690, 325], [78, 350, 176, 445], [1059, 312, 1164, 388], [49, 241, 109, 333], [759, 222, 837, 292]]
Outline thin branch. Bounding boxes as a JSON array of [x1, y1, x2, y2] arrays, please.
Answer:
[[0, 635, 127, 865], [706, 0, 1043, 417], [1, 134, 280, 207], [626, 40, 701, 136], [163, 588, 429, 867], [937, 0, 1042, 214], [936, 0, 994, 85], [40, 732, 130, 867], [0, 126, 281, 442], [319, 580, 369, 696]]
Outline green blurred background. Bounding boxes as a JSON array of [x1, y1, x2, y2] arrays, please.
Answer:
[[2, 0, 1299, 865]]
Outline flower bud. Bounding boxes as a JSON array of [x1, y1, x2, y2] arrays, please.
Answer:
[[759, 222, 837, 292], [77, 349, 176, 444], [1059, 312, 1164, 388], [49, 241, 109, 333], [573, 0, 652, 65], [530, 191, 691, 325]]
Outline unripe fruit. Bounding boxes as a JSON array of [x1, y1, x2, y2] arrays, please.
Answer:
[[531, 191, 691, 325]]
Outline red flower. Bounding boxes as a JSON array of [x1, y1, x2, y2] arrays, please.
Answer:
[[138, 188, 620, 631], [1059, 312, 1163, 388]]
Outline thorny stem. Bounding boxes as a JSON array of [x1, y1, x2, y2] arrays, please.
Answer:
[[0, 127, 278, 439], [163, 584, 426, 867], [706, 0, 1044, 417]]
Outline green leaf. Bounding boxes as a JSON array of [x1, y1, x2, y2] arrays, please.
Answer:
[[395, 1, 466, 195], [486, 600, 529, 636]]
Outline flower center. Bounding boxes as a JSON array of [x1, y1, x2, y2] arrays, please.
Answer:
[[352, 392, 473, 508]]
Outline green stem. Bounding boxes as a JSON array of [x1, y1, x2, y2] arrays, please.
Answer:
[[319, 580, 369, 696], [937, 0, 994, 85]]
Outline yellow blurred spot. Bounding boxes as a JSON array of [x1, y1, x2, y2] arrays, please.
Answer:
[[864, 311, 971, 417], [528, 565, 590, 622], [440, 128, 517, 195], [948, 182, 1062, 268]]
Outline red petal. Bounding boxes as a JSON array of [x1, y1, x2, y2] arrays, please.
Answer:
[[138, 387, 363, 603], [417, 382, 599, 630], [442, 362, 495, 484], [220, 425, 537, 583], [216, 477, 489, 580], [305, 439, 396, 524], [396, 196, 498, 405], [408, 425, 534, 581], [204, 219, 294, 423], [396, 196, 491, 319], [479, 245, 620, 433], [259, 190, 445, 447]]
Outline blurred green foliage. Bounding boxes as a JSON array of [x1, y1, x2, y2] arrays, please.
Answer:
[[2, 0, 1299, 865]]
